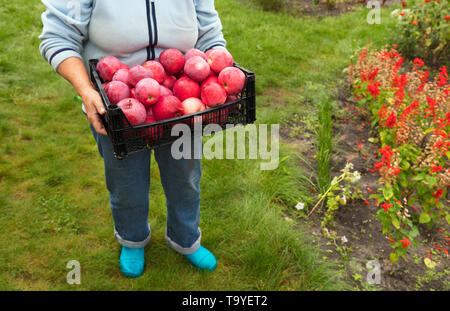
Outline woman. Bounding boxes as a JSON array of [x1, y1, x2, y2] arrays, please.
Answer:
[[39, 0, 227, 278]]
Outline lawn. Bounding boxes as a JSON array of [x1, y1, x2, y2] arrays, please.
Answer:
[[0, 0, 397, 290]]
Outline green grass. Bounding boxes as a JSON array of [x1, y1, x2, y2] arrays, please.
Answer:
[[0, 0, 396, 290]]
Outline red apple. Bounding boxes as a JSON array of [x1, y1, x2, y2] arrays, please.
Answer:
[[201, 82, 227, 107], [152, 95, 183, 121], [102, 82, 111, 93], [97, 56, 121, 81], [226, 94, 239, 103], [205, 49, 214, 59], [142, 60, 166, 83], [112, 68, 131, 86], [135, 78, 160, 107], [181, 97, 206, 115], [160, 85, 173, 96], [162, 75, 177, 89], [159, 49, 184, 75], [117, 98, 147, 126], [129, 65, 154, 87], [184, 48, 207, 62], [218, 67, 246, 95], [207, 49, 233, 74], [105, 81, 130, 105], [184, 56, 211, 82], [173, 76, 201, 102], [144, 115, 156, 124], [119, 63, 130, 70], [201, 76, 219, 91]]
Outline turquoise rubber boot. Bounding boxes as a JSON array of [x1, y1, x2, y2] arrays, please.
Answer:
[[185, 246, 217, 271], [119, 246, 145, 278]]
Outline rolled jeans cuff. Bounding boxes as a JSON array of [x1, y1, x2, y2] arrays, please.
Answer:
[[114, 224, 151, 249], [165, 228, 201, 255]]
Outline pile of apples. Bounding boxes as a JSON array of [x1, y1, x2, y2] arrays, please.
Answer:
[[96, 48, 246, 126]]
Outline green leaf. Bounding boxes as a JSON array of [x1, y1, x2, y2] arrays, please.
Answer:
[[390, 252, 399, 263], [407, 197, 417, 206], [424, 258, 437, 269], [279, 155, 290, 163], [383, 186, 394, 200], [446, 214, 450, 225], [412, 174, 425, 181], [409, 226, 419, 238], [419, 212, 431, 224], [424, 175, 437, 187], [399, 173, 408, 187], [392, 216, 400, 229], [400, 161, 410, 170]]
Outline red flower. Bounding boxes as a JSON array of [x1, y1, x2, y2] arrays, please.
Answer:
[[399, 238, 410, 248], [432, 189, 443, 204], [412, 21, 418, 25], [381, 202, 393, 212], [437, 66, 448, 87], [433, 139, 443, 149], [361, 67, 379, 82], [445, 16, 450, 21], [399, 100, 419, 123], [401, 1, 407, 7], [363, 200, 370, 206], [413, 58, 424, 67], [436, 113, 450, 129], [399, 12, 405, 16], [392, 167, 401, 177], [431, 165, 443, 173], [377, 104, 387, 124], [385, 111, 398, 128], [424, 97, 437, 122], [379, 145, 393, 163], [374, 161, 383, 171], [367, 81, 381, 98], [391, 74, 407, 105]]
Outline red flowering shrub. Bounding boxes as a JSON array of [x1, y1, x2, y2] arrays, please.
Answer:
[[391, 0, 449, 68], [348, 45, 449, 262]]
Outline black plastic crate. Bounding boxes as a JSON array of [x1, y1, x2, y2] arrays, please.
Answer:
[[89, 59, 256, 159]]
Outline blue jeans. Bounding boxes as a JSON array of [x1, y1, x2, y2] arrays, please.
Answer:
[[90, 125, 202, 255]]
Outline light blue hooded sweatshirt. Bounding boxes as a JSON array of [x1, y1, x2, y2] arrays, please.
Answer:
[[39, 0, 227, 72]]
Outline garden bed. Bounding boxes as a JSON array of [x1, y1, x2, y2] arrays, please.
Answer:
[[282, 42, 449, 289], [312, 88, 448, 290], [283, 86, 448, 290]]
